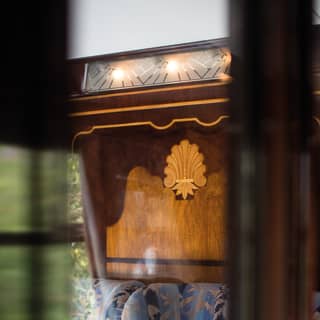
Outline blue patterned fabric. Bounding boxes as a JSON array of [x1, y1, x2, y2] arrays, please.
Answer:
[[314, 292, 320, 309], [122, 282, 229, 320], [181, 283, 226, 320], [122, 283, 183, 320], [314, 292, 320, 320], [148, 283, 183, 319], [73, 279, 320, 320], [122, 287, 149, 320], [213, 285, 229, 320], [93, 279, 145, 320]]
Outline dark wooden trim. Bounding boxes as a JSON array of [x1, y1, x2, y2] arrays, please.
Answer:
[[106, 257, 226, 266], [68, 38, 229, 64], [0, 224, 85, 245], [70, 79, 229, 100], [0, 232, 67, 245]]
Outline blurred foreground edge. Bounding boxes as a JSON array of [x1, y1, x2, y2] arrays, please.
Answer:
[[228, 1, 317, 320]]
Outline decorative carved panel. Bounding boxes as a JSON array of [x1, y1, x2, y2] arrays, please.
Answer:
[[103, 127, 229, 282], [164, 139, 207, 199]]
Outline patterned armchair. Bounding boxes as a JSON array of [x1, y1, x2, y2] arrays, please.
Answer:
[[91, 281, 229, 320], [72, 279, 319, 320]]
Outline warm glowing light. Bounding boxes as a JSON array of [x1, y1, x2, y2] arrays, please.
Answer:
[[166, 60, 178, 72], [113, 68, 124, 80], [218, 73, 232, 81]]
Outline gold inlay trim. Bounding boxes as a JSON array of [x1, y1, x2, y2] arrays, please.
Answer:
[[69, 98, 229, 118], [69, 86, 320, 103], [69, 80, 231, 102], [72, 115, 229, 152], [72, 89, 320, 100]]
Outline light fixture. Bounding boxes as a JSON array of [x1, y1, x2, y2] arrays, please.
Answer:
[[218, 73, 231, 81], [112, 68, 124, 80], [166, 60, 178, 72]]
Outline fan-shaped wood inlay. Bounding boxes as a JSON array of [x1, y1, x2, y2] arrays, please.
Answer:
[[164, 140, 207, 199]]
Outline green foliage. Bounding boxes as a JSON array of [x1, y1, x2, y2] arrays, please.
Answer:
[[67, 154, 94, 317], [0, 146, 71, 319], [67, 155, 84, 224], [0, 147, 30, 231], [67, 154, 90, 276], [0, 148, 92, 318], [70, 243, 96, 320], [71, 242, 90, 279], [70, 277, 96, 320]]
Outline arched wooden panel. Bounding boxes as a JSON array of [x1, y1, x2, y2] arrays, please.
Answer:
[[99, 125, 229, 282]]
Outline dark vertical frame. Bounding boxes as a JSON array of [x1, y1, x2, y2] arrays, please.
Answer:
[[228, 1, 263, 319], [312, 24, 320, 295], [0, 1, 68, 319], [228, 1, 314, 320]]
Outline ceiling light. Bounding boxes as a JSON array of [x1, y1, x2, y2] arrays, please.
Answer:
[[166, 60, 178, 72], [113, 68, 124, 80]]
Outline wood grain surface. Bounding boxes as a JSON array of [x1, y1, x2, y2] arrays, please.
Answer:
[[102, 127, 229, 282]]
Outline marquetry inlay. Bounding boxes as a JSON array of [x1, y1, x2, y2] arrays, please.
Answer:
[[164, 139, 207, 199]]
